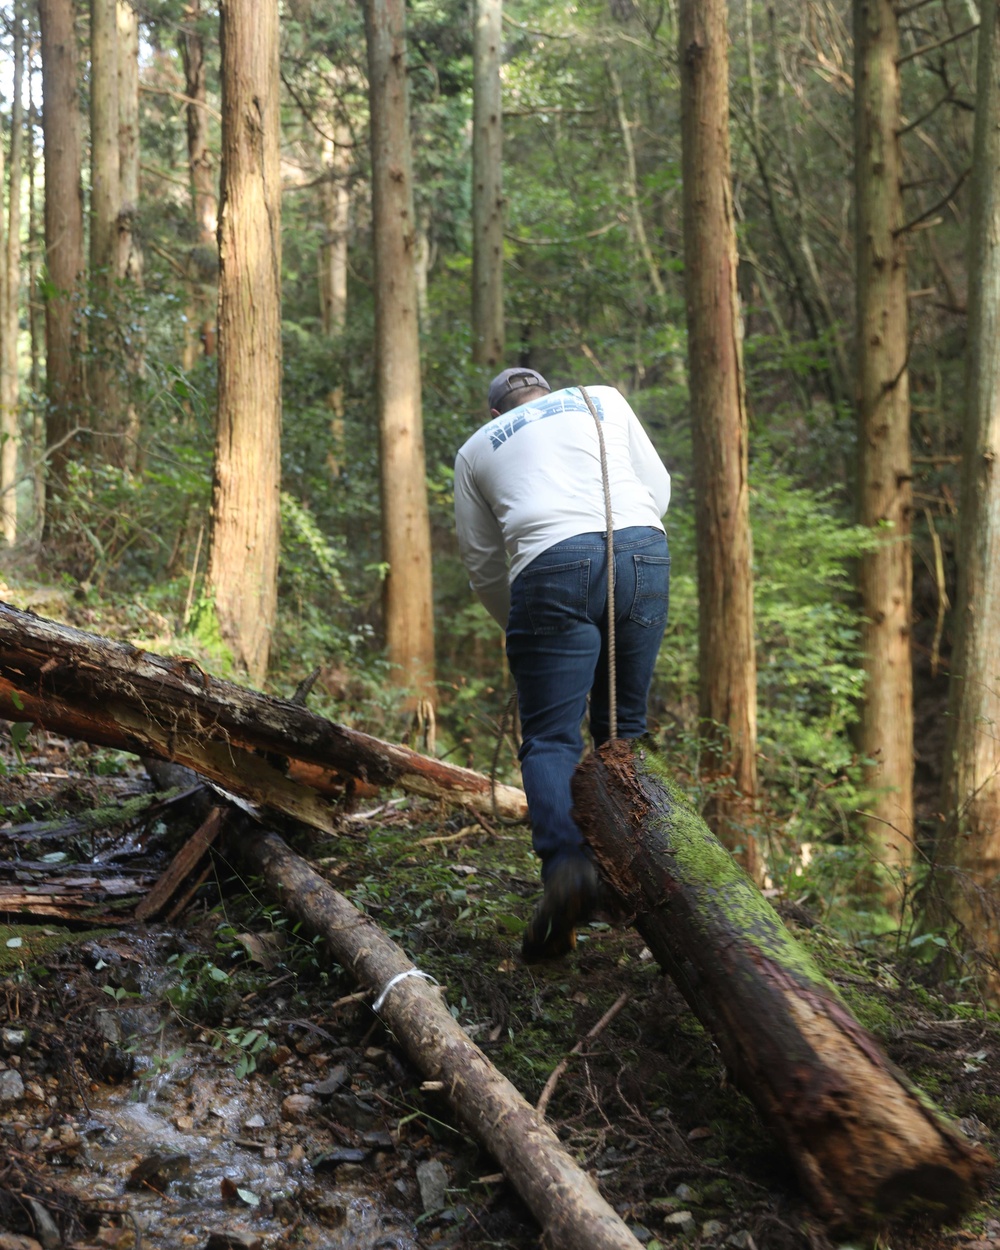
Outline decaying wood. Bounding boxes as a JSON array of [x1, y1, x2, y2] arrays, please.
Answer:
[[134, 807, 223, 922], [237, 824, 643, 1250], [0, 601, 527, 828], [0, 872, 149, 923], [572, 739, 993, 1231]]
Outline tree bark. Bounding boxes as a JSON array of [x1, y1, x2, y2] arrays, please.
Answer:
[[572, 740, 992, 1231], [0, 600, 528, 823], [207, 0, 282, 685], [178, 0, 218, 361], [318, 122, 351, 338], [1, 1, 25, 546], [679, 0, 760, 879], [238, 825, 644, 1250], [117, 0, 143, 470], [364, 0, 436, 704], [39, 0, 86, 511], [90, 0, 125, 461], [933, 0, 1000, 991], [854, 0, 914, 903], [471, 0, 504, 366]]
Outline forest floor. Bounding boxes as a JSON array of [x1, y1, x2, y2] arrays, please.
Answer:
[[2, 723, 1000, 1250]]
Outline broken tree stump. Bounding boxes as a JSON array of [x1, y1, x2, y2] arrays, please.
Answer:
[[0, 601, 527, 828], [237, 824, 644, 1250], [572, 739, 993, 1231]]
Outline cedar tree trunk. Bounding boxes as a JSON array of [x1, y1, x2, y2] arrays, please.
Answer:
[[364, 0, 436, 703], [854, 0, 914, 904], [471, 0, 504, 366], [679, 0, 760, 878], [206, 0, 283, 685]]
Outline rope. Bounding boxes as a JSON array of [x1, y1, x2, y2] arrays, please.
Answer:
[[578, 385, 617, 740]]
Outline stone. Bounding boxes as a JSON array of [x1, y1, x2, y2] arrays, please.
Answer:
[[416, 1159, 450, 1213], [310, 1064, 350, 1096], [663, 1211, 696, 1235], [702, 1220, 726, 1238], [0, 1069, 24, 1102], [280, 1094, 316, 1123], [204, 1234, 263, 1250], [1, 1028, 27, 1053], [0, 1235, 43, 1250]]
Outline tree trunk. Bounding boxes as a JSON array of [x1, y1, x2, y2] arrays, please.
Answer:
[[90, 0, 125, 462], [679, 0, 760, 879], [572, 740, 992, 1231], [206, 0, 282, 686], [1, 2, 25, 546], [27, 75, 44, 536], [117, 0, 143, 470], [471, 0, 504, 366], [0, 600, 528, 823], [39, 0, 86, 512], [238, 826, 645, 1250], [318, 122, 351, 337], [933, 0, 1000, 991], [609, 62, 665, 311], [179, 0, 218, 361], [364, 0, 436, 704], [854, 0, 914, 905]]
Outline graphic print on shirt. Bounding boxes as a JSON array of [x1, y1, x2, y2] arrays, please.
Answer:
[[486, 388, 604, 451]]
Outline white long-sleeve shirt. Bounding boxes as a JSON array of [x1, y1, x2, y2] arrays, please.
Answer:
[[454, 385, 671, 625]]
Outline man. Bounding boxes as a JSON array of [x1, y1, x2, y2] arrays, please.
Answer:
[[454, 366, 671, 961]]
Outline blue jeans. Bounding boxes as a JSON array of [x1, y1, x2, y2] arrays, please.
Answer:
[[506, 526, 670, 880]]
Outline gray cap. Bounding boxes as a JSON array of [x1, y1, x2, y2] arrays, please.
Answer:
[[488, 367, 550, 413]]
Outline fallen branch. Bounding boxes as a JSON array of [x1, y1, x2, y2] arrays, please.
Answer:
[[0, 601, 527, 829], [236, 822, 644, 1250], [536, 991, 629, 1117]]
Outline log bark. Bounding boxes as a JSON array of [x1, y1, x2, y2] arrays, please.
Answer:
[[0, 602, 527, 826], [237, 824, 643, 1250], [572, 740, 992, 1231]]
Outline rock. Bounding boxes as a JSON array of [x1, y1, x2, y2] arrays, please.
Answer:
[[22, 1200, 59, 1250], [0, 1235, 43, 1250], [280, 1094, 316, 1123], [204, 1234, 263, 1250], [175, 1115, 195, 1131], [286, 1144, 307, 1168], [702, 1220, 726, 1238], [311, 1147, 369, 1169], [416, 1159, 450, 1213], [0, 1069, 24, 1102], [243, 1113, 266, 1130], [126, 1150, 192, 1191], [663, 1211, 696, 1235], [327, 1092, 381, 1130], [673, 1183, 698, 1202], [725, 1234, 758, 1250], [310, 1064, 350, 1096], [1, 1028, 27, 1053]]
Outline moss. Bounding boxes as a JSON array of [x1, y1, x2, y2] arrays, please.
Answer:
[[0, 925, 107, 975], [639, 748, 835, 994]]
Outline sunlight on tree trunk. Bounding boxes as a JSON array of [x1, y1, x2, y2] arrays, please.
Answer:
[[1, 2, 25, 547], [39, 0, 86, 520], [206, 0, 282, 687], [364, 0, 436, 705], [471, 0, 504, 366], [933, 0, 1000, 994], [854, 0, 914, 907], [679, 0, 760, 880]]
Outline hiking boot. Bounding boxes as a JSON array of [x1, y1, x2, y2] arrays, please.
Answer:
[[521, 855, 601, 964]]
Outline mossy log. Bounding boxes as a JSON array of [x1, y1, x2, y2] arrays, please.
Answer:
[[572, 739, 993, 1231], [238, 825, 644, 1250], [0, 601, 527, 827]]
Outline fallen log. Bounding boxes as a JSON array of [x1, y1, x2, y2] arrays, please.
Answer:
[[0, 601, 527, 826], [237, 823, 643, 1250], [572, 739, 993, 1232]]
